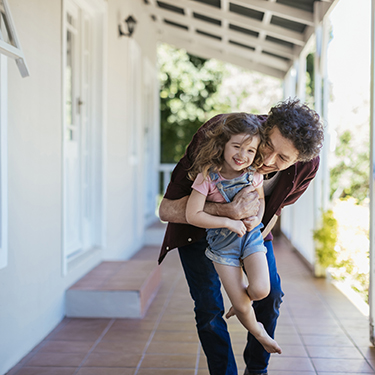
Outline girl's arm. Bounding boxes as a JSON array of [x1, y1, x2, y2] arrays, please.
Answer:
[[159, 186, 259, 224], [186, 189, 247, 237]]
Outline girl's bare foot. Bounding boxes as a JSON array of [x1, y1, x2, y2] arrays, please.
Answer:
[[256, 323, 282, 354], [226, 310, 281, 354]]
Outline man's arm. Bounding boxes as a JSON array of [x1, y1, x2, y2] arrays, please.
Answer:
[[159, 196, 189, 223], [279, 157, 320, 212], [159, 186, 260, 224]]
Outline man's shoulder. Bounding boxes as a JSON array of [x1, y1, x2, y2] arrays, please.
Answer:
[[292, 156, 320, 181], [297, 155, 320, 172]]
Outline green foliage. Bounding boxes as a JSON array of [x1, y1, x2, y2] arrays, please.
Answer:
[[306, 53, 314, 100], [330, 130, 370, 203], [158, 44, 231, 163], [313, 209, 338, 269]]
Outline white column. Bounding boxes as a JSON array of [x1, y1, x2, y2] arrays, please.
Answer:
[[283, 63, 297, 99], [297, 51, 307, 102], [321, 14, 330, 212], [369, 0, 375, 346], [313, 2, 323, 235]]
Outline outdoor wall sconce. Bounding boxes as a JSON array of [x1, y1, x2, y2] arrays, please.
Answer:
[[118, 15, 137, 38]]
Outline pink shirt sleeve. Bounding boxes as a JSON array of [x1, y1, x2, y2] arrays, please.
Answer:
[[191, 173, 211, 196], [252, 172, 263, 189]]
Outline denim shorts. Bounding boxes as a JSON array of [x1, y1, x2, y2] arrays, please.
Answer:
[[205, 223, 267, 267]]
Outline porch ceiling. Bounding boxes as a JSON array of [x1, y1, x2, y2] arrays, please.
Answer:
[[144, 0, 336, 79]]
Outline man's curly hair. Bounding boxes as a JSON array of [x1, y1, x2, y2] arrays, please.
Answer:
[[264, 98, 324, 162]]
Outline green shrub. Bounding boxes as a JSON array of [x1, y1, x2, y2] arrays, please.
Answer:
[[313, 209, 338, 269]]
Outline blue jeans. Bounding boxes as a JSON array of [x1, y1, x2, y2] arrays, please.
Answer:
[[178, 238, 284, 375]]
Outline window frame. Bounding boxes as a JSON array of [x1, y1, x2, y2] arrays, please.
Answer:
[[0, 0, 29, 77]]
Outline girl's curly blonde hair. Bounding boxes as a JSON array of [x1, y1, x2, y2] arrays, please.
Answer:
[[188, 113, 265, 181]]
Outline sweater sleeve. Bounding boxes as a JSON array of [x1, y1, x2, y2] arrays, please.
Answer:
[[276, 156, 320, 215]]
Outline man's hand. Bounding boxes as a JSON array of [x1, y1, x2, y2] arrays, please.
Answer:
[[226, 186, 260, 220]]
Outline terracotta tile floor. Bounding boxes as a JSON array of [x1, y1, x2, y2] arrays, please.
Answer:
[[7, 236, 375, 375]]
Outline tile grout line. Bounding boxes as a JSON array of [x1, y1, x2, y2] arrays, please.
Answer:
[[9, 318, 73, 372], [283, 301, 319, 375], [312, 287, 375, 373], [72, 318, 116, 375], [275, 244, 320, 374], [279, 239, 375, 373], [133, 270, 183, 375]]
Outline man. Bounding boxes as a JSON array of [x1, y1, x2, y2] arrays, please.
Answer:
[[158, 98, 324, 375]]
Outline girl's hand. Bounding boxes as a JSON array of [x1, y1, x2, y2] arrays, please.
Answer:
[[227, 219, 247, 237], [242, 216, 261, 232]]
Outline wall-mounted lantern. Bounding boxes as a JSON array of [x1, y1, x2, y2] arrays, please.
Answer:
[[118, 15, 137, 38]]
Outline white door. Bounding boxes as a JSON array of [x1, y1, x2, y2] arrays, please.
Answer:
[[63, 0, 96, 261]]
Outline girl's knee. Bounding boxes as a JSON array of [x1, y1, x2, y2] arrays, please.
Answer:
[[247, 284, 270, 301]]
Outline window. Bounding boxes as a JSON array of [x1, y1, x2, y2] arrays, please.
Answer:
[[0, 0, 28, 269], [0, 0, 29, 77]]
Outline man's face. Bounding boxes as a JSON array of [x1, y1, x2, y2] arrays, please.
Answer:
[[257, 127, 299, 175]]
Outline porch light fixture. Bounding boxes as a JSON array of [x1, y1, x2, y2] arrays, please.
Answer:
[[118, 15, 137, 38]]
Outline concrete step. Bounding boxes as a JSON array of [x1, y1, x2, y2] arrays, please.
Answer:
[[144, 220, 167, 245], [66, 247, 161, 318]]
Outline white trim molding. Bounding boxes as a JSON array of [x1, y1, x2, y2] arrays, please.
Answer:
[[0, 54, 8, 269]]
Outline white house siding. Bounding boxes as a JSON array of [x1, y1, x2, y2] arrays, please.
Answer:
[[280, 184, 316, 266], [281, 57, 323, 269], [106, 0, 159, 260], [0, 0, 160, 373]]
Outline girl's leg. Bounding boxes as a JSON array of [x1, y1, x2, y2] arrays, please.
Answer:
[[214, 255, 282, 354], [243, 252, 281, 354], [244, 240, 284, 373]]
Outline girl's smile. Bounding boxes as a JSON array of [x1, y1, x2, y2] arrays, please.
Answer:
[[221, 133, 260, 179]]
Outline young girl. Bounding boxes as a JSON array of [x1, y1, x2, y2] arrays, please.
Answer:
[[186, 113, 282, 354]]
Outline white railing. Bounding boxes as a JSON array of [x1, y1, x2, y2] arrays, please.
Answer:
[[158, 163, 176, 194]]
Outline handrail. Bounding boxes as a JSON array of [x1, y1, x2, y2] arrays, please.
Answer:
[[158, 163, 176, 194]]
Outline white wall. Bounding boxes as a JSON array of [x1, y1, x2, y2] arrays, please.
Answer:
[[281, 61, 319, 267], [105, 0, 159, 260], [0, 1, 66, 372], [280, 184, 316, 265], [0, 0, 160, 373]]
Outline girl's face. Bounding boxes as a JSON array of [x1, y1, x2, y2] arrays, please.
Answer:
[[222, 133, 260, 175]]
